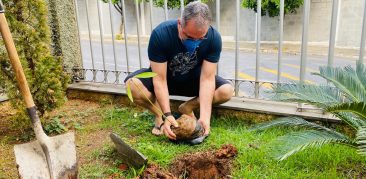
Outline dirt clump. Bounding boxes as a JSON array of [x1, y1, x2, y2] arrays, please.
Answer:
[[215, 144, 238, 158], [141, 164, 176, 179], [170, 144, 238, 179]]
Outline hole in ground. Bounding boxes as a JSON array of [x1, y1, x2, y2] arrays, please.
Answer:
[[140, 144, 238, 179]]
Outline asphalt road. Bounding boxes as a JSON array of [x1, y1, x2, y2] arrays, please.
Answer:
[[80, 39, 358, 98]]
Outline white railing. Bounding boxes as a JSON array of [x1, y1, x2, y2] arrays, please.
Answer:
[[72, 0, 366, 99]]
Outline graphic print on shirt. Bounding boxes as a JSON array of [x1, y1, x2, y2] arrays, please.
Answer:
[[169, 51, 198, 76]]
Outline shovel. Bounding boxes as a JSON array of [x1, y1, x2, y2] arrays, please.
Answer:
[[110, 133, 147, 169], [0, 1, 77, 178]]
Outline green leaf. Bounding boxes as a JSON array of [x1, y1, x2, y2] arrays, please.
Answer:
[[134, 72, 157, 79], [356, 126, 366, 155], [355, 60, 366, 89], [153, 0, 211, 9], [126, 83, 133, 102], [313, 65, 366, 102], [269, 130, 354, 161], [333, 112, 366, 130], [326, 102, 366, 120], [271, 83, 344, 108], [250, 117, 336, 133], [241, 0, 303, 17]]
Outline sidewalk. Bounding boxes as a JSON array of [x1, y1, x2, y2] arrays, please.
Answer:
[[79, 33, 361, 59]]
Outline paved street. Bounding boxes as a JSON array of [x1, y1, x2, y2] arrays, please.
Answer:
[[80, 39, 358, 98]]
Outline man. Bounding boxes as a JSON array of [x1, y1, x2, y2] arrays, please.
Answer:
[[125, 1, 233, 142]]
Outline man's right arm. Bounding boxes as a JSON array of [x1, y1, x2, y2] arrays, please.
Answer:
[[150, 61, 170, 116], [150, 61, 178, 140]]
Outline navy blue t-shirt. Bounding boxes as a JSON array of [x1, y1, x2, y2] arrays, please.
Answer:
[[148, 20, 222, 85]]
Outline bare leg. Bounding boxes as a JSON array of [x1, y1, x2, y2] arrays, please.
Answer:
[[178, 84, 234, 117], [126, 78, 164, 135]]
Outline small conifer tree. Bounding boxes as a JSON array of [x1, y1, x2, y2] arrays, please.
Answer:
[[0, 0, 69, 129]]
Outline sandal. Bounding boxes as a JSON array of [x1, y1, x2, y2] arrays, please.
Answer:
[[152, 122, 164, 136], [186, 134, 209, 145]]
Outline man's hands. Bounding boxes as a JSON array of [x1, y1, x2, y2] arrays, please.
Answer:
[[197, 118, 210, 136], [163, 116, 179, 140], [162, 115, 210, 145]]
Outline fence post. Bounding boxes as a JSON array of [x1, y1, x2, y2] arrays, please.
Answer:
[[254, 0, 261, 99], [234, 0, 240, 97]]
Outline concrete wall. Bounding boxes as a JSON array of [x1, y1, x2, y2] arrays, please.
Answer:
[[337, 0, 364, 47], [76, 0, 365, 48], [75, 0, 181, 36]]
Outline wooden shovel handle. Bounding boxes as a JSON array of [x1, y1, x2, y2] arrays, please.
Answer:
[[0, 12, 35, 108]]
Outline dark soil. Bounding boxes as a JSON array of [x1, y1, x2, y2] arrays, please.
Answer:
[[337, 163, 366, 179], [141, 164, 177, 179], [140, 144, 238, 179]]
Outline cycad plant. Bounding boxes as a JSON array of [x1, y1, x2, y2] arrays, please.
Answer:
[[254, 60, 366, 161]]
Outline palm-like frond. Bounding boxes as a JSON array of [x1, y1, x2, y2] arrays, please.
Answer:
[[270, 130, 354, 161], [272, 83, 344, 108], [327, 102, 366, 120], [251, 117, 338, 133], [333, 112, 366, 130], [355, 61, 366, 89], [313, 65, 366, 102], [357, 127, 366, 155], [264, 62, 366, 161]]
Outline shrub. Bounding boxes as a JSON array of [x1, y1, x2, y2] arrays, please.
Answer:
[[0, 0, 69, 129], [241, 0, 303, 17]]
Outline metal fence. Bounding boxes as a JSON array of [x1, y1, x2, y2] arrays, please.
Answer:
[[72, 0, 366, 99]]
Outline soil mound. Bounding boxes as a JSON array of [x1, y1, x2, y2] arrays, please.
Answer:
[[170, 144, 238, 179], [140, 144, 237, 179], [141, 164, 176, 179]]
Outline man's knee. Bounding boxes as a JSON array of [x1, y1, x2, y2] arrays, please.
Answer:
[[215, 84, 234, 103], [125, 78, 137, 93], [125, 78, 151, 101]]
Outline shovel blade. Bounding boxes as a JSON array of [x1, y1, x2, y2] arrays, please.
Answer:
[[14, 132, 77, 179], [110, 133, 147, 169]]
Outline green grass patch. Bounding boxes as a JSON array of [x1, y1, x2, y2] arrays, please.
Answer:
[[79, 107, 366, 178]]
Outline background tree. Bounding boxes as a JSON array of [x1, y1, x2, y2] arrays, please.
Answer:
[[102, 0, 126, 36], [0, 0, 69, 129], [153, 0, 210, 9], [102, 0, 211, 36], [242, 0, 303, 17]]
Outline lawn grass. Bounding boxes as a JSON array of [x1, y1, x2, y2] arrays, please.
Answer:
[[1, 99, 364, 178], [79, 106, 366, 178]]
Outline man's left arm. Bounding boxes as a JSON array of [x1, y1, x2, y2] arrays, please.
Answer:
[[198, 60, 217, 135]]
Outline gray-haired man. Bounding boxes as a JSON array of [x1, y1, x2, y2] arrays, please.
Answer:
[[125, 1, 233, 143]]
